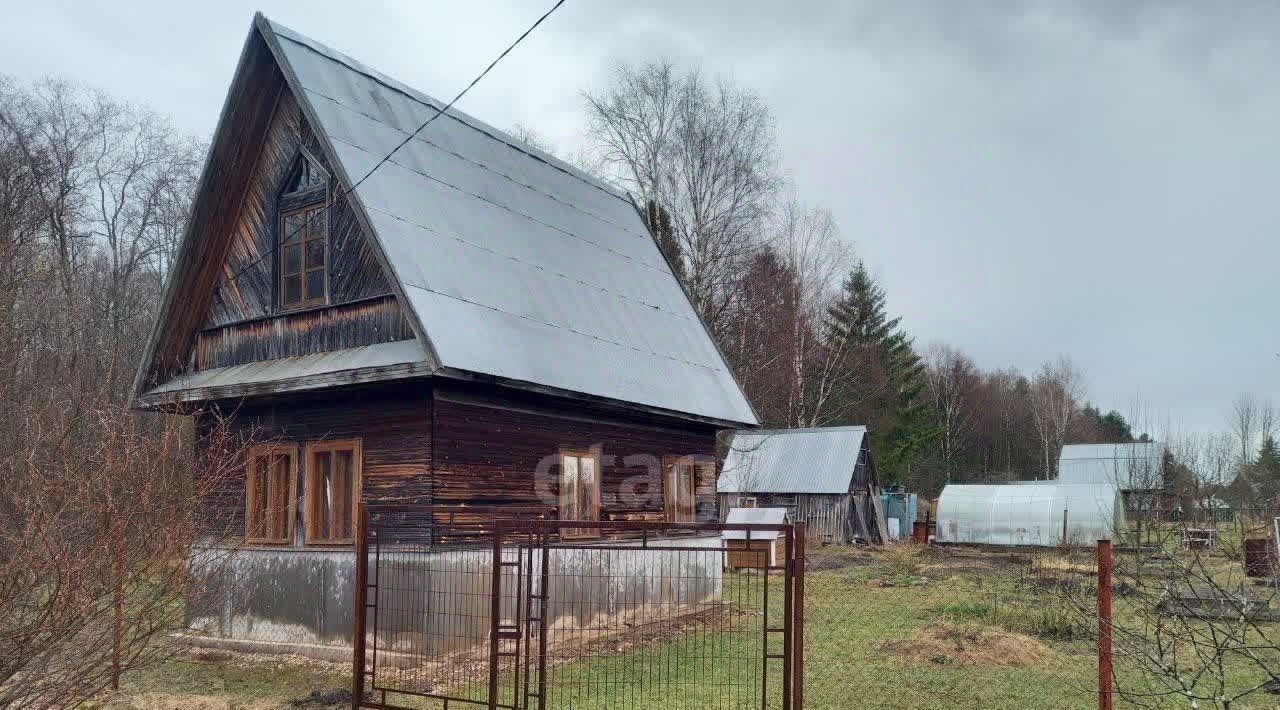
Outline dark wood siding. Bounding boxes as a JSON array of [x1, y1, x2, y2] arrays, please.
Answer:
[[192, 295, 413, 370], [202, 91, 392, 331], [431, 386, 718, 524], [195, 383, 431, 540]]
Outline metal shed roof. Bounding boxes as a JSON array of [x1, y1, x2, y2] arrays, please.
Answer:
[[722, 507, 789, 540], [263, 19, 757, 426], [718, 426, 868, 494], [1057, 442, 1165, 490]]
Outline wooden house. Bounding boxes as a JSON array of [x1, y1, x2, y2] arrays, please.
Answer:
[[131, 14, 757, 655], [717, 426, 887, 545]]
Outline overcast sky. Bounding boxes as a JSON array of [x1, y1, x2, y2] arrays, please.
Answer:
[[2, 0, 1276, 435]]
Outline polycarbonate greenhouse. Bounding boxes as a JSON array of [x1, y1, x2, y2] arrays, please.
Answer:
[[935, 483, 1124, 547]]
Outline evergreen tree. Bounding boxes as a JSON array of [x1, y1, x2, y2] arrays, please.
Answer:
[[823, 262, 932, 482], [644, 199, 685, 283], [1254, 435, 1280, 502]]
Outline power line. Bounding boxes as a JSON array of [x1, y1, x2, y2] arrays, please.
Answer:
[[217, 0, 568, 293]]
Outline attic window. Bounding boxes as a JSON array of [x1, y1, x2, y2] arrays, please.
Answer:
[[280, 205, 327, 309], [278, 151, 329, 311], [284, 154, 327, 194]]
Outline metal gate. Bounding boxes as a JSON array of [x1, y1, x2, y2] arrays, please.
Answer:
[[353, 506, 805, 709]]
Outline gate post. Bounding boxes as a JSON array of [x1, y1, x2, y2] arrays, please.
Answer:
[[1097, 538, 1113, 710], [351, 504, 369, 709], [793, 521, 806, 710]]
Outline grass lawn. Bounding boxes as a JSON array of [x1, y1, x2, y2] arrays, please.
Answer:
[[94, 544, 1280, 709]]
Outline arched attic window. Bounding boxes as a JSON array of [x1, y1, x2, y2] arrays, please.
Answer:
[[278, 150, 329, 310]]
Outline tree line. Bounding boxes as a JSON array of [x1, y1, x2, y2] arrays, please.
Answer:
[[574, 61, 1173, 496]]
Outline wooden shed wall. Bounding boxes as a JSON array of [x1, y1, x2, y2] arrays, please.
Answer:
[[718, 493, 854, 545], [195, 382, 432, 539], [432, 387, 719, 525]]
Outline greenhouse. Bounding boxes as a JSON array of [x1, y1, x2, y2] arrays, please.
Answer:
[[935, 483, 1124, 547]]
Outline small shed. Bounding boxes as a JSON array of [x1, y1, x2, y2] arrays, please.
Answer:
[[718, 426, 887, 544], [722, 508, 790, 569], [935, 483, 1124, 547]]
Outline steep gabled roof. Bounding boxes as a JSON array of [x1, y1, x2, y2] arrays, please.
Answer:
[[132, 14, 757, 427], [719, 426, 870, 494]]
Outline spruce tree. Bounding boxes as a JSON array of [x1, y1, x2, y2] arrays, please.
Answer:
[[823, 262, 932, 482], [1255, 435, 1280, 502], [644, 199, 685, 283]]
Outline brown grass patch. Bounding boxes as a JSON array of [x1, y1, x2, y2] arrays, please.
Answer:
[[882, 622, 1055, 667]]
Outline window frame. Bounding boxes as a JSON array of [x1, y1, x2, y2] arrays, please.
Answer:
[[278, 202, 328, 312], [663, 456, 699, 523], [244, 444, 298, 545], [303, 438, 363, 546], [559, 447, 602, 539]]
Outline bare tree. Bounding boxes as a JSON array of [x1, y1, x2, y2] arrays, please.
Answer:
[[925, 343, 979, 483], [583, 61, 780, 334], [1230, 393, 1261, 469], [1028, 356, 1086, 479], [0, 75, 209, 705]]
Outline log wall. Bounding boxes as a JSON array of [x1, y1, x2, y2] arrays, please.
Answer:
[[431, 386, 719, 525], [195, 383, 432, 539]]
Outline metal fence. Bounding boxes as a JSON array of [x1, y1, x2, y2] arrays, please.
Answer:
[[352, 506, 805, 709]]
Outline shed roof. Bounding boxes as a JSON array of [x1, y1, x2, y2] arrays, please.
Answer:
[[718, 426, 868, 494], [133, 15, 757, 427], [1057, 442, 1165, 490]]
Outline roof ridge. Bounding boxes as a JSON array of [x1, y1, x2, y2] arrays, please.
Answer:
[[735, 425, 868, 436], [264, 17, 632, 205]]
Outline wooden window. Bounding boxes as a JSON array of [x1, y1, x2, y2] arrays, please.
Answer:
[[560, 449, 601, 538], [304, 439, 362, 545], [664, 457, 698, 523], [245, 444, 298, 544], [280, 204, 326, 310]]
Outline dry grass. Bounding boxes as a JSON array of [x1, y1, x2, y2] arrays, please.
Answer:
[[879, 541, 930, 577], [882, 622, 1056, 668]]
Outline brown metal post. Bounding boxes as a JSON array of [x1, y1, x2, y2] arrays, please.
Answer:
[[1063, 509, 1069, 547], [1097, 539, 1113, 710], [351, 504, 369, 709], [488, 521, 504, 710], [793, 521, 806, 710], [781, 526, 793, 708]]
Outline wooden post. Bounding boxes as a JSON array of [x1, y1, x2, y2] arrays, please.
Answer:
[[1062, 508, 1069, 547], [793, 521, 806, 710], [1097, 539, 1113, 710], [351, 504, 369, 709]]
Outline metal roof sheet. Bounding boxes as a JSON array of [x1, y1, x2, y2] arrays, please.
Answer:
[[144, 340, 429, 399], [264, 20, 757, 426], [1057, 442, 1165, 489], [722, 507, 789, 540], [718, 426, 868, 494]]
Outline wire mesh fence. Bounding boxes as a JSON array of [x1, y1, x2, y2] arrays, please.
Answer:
[[353, 510, 805, 710]]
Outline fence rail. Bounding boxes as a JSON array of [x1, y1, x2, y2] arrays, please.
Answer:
[[352, 506, 805, 709]]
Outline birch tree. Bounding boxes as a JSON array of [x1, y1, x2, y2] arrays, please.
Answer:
[[1028, 356, 1085, 479], [583, 61, 779, 334]]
